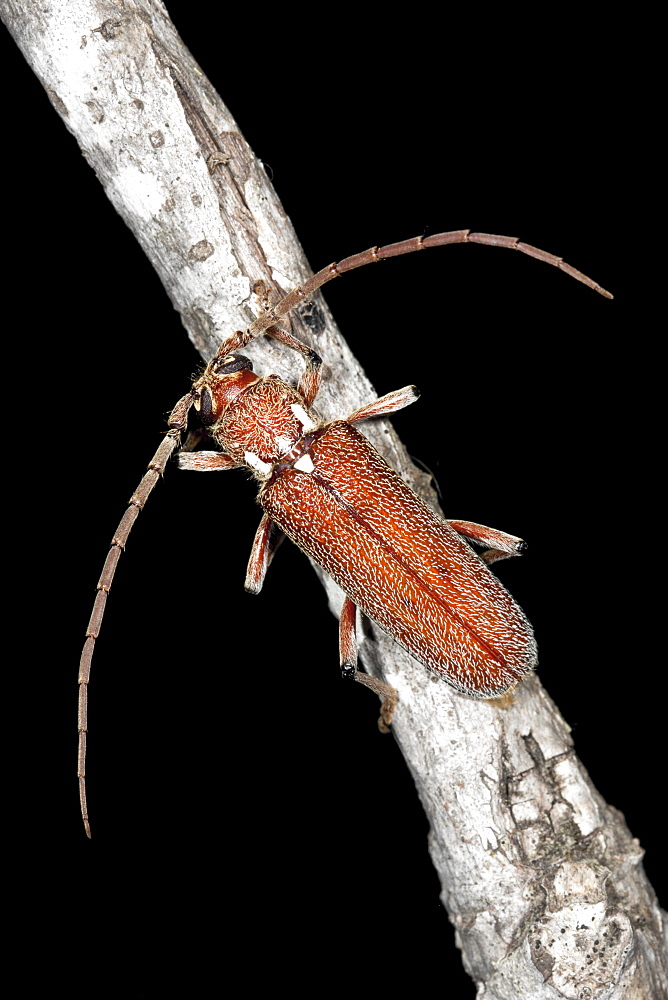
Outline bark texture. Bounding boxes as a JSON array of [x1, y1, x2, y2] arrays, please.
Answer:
[[4, 2, 665, 996]]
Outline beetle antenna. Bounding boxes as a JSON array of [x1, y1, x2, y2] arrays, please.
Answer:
[[211, 229, 612, 359], [77, 390, 196, 837]]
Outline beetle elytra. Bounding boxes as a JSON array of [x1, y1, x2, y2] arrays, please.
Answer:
[[78, 229, 612, 836]]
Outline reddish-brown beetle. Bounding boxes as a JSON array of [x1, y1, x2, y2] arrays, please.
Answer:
[[78, 230, 612, 836]]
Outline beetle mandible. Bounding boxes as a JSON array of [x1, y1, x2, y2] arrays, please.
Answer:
[[77, 229, 612, 836]]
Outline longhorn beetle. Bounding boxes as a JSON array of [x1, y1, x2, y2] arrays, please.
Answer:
[[78, 230, 612, 836]]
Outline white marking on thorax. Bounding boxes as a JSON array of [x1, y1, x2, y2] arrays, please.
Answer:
[[294, 454, 315, 473], [290, 403, 316, 432], [244, 451, 272, 476]]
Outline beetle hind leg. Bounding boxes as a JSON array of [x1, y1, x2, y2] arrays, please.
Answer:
[[447, 519, 527, 565], [339, 595, 398, 732]]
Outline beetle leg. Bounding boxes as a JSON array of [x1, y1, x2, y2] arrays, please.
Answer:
[[179, 426, 213, 452], [339, 595, 358, 673], [339, 595, 398, 733], [177, 451, 239, 471], [245, 513, 286, 594], [446, 520, 528, 565], [265, 325, 323, 407], [345, 385, 420, 424]]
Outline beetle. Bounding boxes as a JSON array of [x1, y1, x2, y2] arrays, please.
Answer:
[[77, 229, 612, 836]]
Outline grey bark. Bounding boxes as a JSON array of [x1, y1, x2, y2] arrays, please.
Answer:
[[3, 1, 665, 996]]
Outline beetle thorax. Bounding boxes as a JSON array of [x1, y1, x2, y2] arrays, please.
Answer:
[[212, 375, 317, 476]]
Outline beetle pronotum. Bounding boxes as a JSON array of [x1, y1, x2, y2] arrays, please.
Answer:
[[78, 229, 611, 836]]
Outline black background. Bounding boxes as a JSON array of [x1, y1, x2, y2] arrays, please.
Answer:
[[3, 6, 661, 996]]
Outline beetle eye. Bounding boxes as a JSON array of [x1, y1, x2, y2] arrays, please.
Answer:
[[213, 353, 254, 375], [195, 387, 215, 425]]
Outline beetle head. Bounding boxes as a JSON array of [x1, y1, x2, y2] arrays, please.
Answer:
[[193, 353, 260, 426]]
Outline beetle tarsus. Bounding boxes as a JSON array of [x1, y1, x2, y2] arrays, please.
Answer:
[[351, 670, 399, 732]]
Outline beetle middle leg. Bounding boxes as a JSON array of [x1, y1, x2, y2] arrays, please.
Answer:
[[245, 514, 398, 731], [340, 595, 398, 733]]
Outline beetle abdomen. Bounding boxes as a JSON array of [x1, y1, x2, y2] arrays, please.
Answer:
[[260, 422, 536, 697]]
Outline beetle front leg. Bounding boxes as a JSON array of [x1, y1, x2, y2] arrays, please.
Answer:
[[177, 451, 239, 471], [245, 513, 286, 594], [264, 325, 323, 407], [447, 520, 528, 565], [339, 595, 398, 733], [345, 386, 420, 424]]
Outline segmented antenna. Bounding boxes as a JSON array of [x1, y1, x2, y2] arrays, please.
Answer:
[[78, 392, 195, 837]]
